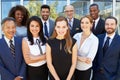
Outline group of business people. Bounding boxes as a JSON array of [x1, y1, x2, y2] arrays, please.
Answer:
[[0, 3, 120, 80]]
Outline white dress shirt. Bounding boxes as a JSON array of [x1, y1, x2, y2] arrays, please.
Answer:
[[4, 36, 15, 47], [73, 32, 99, 70], [103, 32, 115, 46], [94, 17, 100, 29], [41, 19, 50, 34], [24, 37, 46, 67]]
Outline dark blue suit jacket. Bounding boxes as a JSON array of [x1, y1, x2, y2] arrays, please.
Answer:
[[93, 33, 120, 80], [0, 36, 26, 80], [70, 18, 82, 37]]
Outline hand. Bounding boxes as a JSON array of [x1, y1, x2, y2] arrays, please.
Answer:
[[85, 58, 91, 64], [78, 56, 87, 62], [14, 76, 22, 80]]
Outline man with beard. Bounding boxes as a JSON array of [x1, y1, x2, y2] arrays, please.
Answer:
[[92, 16, 120, 80], [40, 5, 54, 39], [89, 3, 106, 35]]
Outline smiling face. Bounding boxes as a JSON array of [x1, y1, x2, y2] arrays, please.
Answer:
[[64, 5, 74, 19], [2, 20, 16, 39], [29, 21, 40, 37], [105, 19, 117, 35], [81, 17, 92, 32], [89, 5, 99, 20], [15, 10, 24, 24], [41, 8, 50, 21], [55, 20, 68, 38]]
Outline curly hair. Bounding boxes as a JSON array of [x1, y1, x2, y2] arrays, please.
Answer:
[[8, 5, 29, 26]]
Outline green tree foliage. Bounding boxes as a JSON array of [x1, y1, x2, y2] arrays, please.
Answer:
[[25, 0, 58, 20]]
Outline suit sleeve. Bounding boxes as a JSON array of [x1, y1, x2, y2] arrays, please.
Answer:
[[19, 59, 26, 79], [0, 57, 15, 80], [115, 54, 120, 80]]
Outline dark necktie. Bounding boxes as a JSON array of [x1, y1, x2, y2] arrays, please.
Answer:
[[103, 37, 110, 54], [44, 22, 49, 38], [92, 21, 95, 31], [36, 39, 43, 55], [9, 40, 15, 57], [68, 20, 72, 29]]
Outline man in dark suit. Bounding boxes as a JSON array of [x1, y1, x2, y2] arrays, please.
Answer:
[[64, 5, 82, 37], [40, 4, 54, 39], [0, 17, 26, 80], [89, 3, 106, 35], [92, 16, 120, 80]]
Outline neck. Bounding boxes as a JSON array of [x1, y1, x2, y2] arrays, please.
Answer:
[[16, 22, 22, 26], [107, 32, 115, 37], [56, 36, 64, 40], [82, 31, 91, 37]]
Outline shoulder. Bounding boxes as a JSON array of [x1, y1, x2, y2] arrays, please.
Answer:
[[74, 18, 80, 21], [73, 33, 81, 39], [47, 38, 55, 44], [49, 19, 55, 23]]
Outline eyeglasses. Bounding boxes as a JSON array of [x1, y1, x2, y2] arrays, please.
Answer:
[[65, 10, 74, 13]]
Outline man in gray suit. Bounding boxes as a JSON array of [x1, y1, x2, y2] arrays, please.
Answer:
[[40, 4, 54, 39]]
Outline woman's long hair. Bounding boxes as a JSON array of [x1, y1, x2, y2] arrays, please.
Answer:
[[51, 16, 73, 54], [26, 16, 46, 45]]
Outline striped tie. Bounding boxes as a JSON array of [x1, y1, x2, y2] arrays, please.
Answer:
[[9, 40, 15, 57]]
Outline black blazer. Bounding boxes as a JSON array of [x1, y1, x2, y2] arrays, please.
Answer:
[[70, 18, 82, 37], [92, 18, 106, 35]]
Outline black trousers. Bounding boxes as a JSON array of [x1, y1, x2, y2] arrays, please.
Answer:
[[74, 68, 91, 80], [27, 63, 48, 80]]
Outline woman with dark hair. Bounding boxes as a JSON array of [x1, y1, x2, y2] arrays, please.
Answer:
[[22, 16, 48, 80], [46, 16, 77, 80], [8, 5, 29, 37]]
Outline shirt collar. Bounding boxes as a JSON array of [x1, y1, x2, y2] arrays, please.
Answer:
[[4, 36, 14, 46], [67, 18, 74, 22], [41, 18, 49, 24], [94, 17, 100, 23], [33, 37, 40, 44], [105, 32, 115, 40]]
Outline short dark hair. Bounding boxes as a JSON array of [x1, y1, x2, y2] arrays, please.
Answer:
[[89, 3, 99, 10], [105, 16, 117, 24], [1, 17, 16, 28], [41, 4, 50, 11]]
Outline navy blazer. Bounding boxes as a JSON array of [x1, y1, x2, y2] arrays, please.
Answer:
[[92, 18, 106, 35], [70, 18, 82, 37], [0, 36, 26, 80], [93, 33, 120, 80]]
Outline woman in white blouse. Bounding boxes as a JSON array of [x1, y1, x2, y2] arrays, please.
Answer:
[[73, 15, 99, 80], [22, 16, 48, 80]]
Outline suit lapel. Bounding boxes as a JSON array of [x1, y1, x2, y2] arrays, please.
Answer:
[[2, 38, 15, 62], [99, 34, 106, 57], [104, 34, 119, 57]]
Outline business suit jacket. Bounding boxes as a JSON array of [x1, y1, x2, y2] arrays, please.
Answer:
[[0, 36, 26, 80], [92, 33, 120, 80], [70, 18, 82, 37], [92, 18, 106, 35], [48, 19, 54, 37]]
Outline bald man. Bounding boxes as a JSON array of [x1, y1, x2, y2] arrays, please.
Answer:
[[64, 5, 82, 37]]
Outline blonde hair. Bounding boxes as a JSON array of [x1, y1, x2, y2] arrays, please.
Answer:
[[51, 16, 73, 54]]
